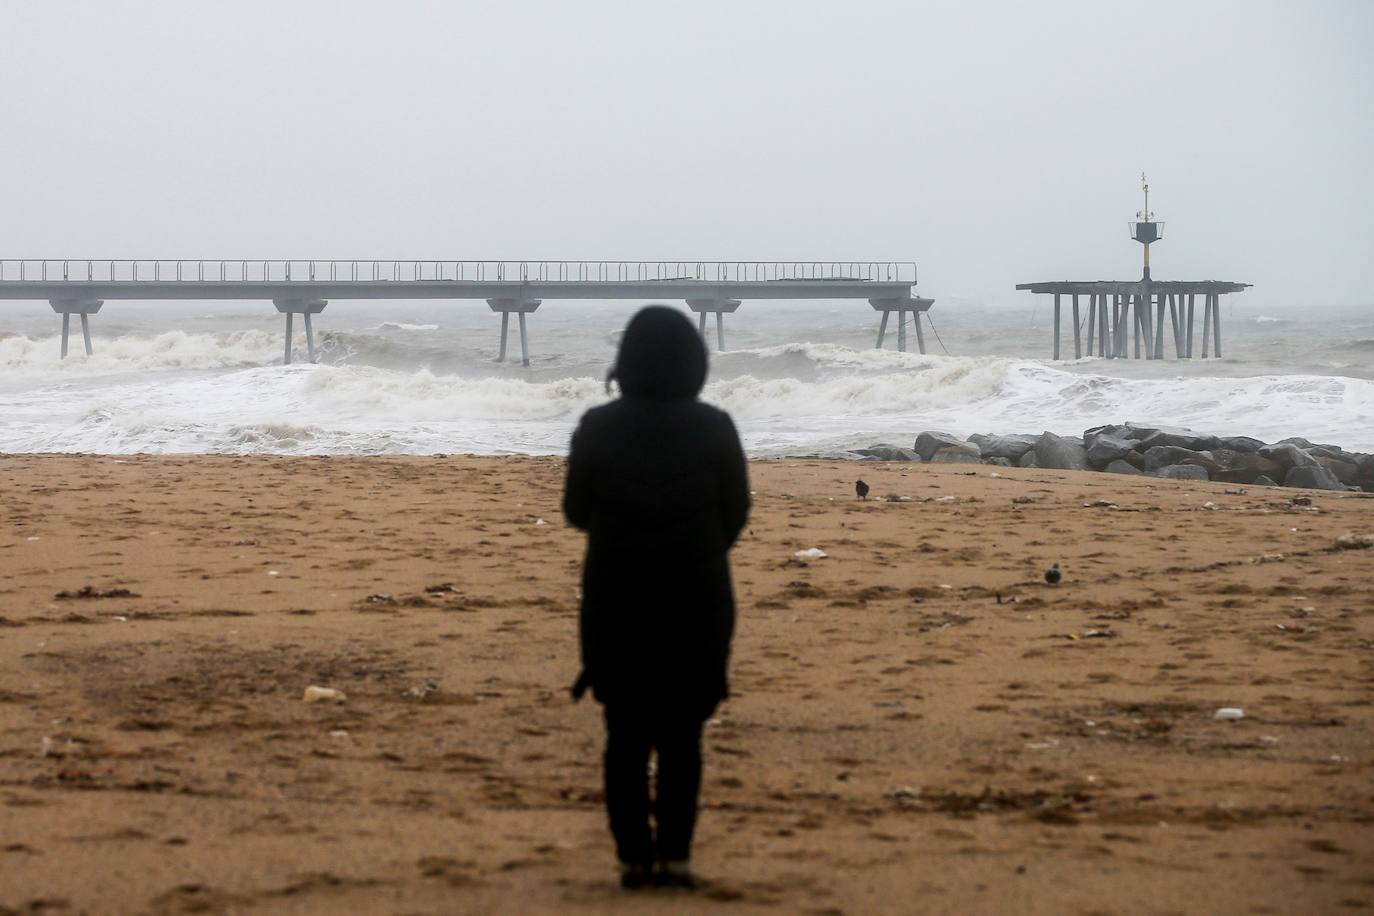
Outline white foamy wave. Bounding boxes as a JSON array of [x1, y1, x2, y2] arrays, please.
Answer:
[[0, 364, 609, 455], [0, 330, 281, 374], [299, 365, 606, 421], [1253, 316, 1285, 323], [922, 364, 1374, 451], [714, 341, 945, 380], [2, 342, 1372, 456], [709, 355, 1012, 418], [369, 322, 440, 332]]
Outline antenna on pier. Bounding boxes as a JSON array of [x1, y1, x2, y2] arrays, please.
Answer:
[[1129, 172, 1163, 280]]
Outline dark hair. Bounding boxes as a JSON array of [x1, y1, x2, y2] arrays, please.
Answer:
[[606, 306, 708, 400]]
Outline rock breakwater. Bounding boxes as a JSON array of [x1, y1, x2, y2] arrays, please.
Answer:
[[849, 423, 1374, 492]]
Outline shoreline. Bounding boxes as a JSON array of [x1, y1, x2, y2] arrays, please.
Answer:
[[4, 417, 1372, 494], [1, 454, 1371, 913]]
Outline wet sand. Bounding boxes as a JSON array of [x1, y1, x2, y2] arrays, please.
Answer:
[[1, 454, 1371, 915]]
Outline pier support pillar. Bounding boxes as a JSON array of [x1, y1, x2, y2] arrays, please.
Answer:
[[1053, 292, 1062, 360], [1186, 293, 1195, 357], [1201, 294, 1211, 358], [686, 299, 742, 352], [1099, 294, 1110, 357], [49, 299, 103, 358], [1112, 295, 1125, 358], [870, 296, 934, 354], [273, 299, 328, 365], [1072, 293, 1082, 359], [1167, 293, 1182, 358], [1153, 292, 1167, 359], [1132, 293, 1143, 357], [487, 298, 541, 366], [1085, 294, 1096, 357], [1211, 293, 1222, 358]]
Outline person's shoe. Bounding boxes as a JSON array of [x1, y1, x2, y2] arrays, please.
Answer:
[[619, 863, 652, 890], [655, 859, 697, 889]]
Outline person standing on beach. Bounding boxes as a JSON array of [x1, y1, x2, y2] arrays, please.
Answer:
[[563, 306, 750, 890]]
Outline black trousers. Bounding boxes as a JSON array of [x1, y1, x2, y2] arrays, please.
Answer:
[[602, 706, 707, 865]]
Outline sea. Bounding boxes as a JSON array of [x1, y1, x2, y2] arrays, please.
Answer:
[[1, 299, 1371, 456]]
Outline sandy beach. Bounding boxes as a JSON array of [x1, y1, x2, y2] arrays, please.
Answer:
[[1, 454, 1371, 915]]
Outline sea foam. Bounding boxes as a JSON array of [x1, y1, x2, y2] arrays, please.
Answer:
[[1, 330, 1371, 455]]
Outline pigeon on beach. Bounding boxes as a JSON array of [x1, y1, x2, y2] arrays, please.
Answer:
[[855, 480, 870, 500]]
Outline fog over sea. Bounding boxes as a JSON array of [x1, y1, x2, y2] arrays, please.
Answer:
[[2, 299, 1371, 457]]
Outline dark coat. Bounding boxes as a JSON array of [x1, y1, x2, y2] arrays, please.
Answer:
[[563, 307, 749, 717]]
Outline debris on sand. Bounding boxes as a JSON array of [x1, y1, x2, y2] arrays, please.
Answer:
[[794, 548, 828, 560], [1214, 707, 1245, 721], [55, 586, 140, 600], [1333, 532, 1374, 550], [303, 686, 347, 704], [1058, 628, 1117, 640], [403, 682, 439, 700]]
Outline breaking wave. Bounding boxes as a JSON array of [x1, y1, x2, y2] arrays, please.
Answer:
[[1, 327, 1371, 455]]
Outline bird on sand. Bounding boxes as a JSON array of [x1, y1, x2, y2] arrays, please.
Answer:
[[855, 480, 870, 500], [1044, 563, 1062, 585]]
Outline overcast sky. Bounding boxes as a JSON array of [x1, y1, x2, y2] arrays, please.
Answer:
[[2, 0, 1370, 308]]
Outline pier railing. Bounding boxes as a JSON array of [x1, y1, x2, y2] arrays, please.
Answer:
[[0, 259, 916, 285]]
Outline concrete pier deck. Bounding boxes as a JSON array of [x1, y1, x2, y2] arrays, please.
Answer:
[[0, 259, 932, 364]]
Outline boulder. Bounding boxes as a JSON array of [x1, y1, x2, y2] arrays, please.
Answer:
[[1356, 454, 1374, 489], [983, 457, 1014, 468], [1254, 475, 1279, 487], [1032, 432, 1088, 471], [853, 445, 922, 462], [1259, 443, 1320, 469], [1142, 446, 1219, 474], [1156, 465, 1210, 481], [1211, 449, 1285, 485], [1086, 434, 1140, 468], [1218, 435, 1266, 453], [1083, 424, 1136, 449], [1105, 459, 1143, 475], [913, 431, 975, 462], [1310, 445, 1346, 460], [1131, 425, 1222, 452], [929, 446, 982, 465], [1317, 456, 1359, 485], [968, 433, 1038, 461], [1018, 450, 1039, 469], [1284, 465, 1345, 491], [1281, 437, 1345, 455]]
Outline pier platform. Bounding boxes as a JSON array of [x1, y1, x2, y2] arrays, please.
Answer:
[[1016, 280, 1251, 360]]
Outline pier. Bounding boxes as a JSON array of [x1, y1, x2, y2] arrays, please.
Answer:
[[1014, 280, 1250, 360], [1018, 177, 1250, 360], [0, 259, 933, 366]]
